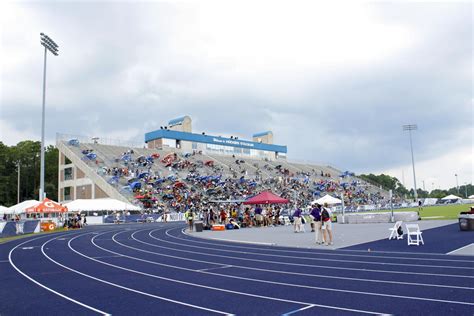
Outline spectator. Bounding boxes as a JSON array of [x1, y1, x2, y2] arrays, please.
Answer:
[[321, 203, 333, 245], [311, 203, 323, 244], [293, 207, 302, 233]]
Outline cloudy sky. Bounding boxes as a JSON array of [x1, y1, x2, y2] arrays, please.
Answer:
[[0, 0, 472, 191]]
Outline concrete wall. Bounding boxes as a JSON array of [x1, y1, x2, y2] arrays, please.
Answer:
[[337, 212, 419, 224]]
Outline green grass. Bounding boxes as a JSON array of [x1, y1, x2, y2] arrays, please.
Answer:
[[0, 227, 68, 244], [358, 204, 473, 220]]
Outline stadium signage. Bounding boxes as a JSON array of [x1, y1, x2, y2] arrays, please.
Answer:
[[212, 138, 255, 148]]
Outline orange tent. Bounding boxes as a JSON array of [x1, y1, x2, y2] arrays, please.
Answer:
[[25, 198, 68, 213]]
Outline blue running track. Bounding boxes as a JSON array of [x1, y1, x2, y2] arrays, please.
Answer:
[[1, 223, 473, 315]]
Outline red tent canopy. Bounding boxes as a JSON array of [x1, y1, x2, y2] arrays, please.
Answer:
[[25, 198, 68, 213], [243, 191, 289, 205]]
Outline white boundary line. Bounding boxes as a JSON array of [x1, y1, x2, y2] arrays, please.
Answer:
[[87, 230, 380, 315], [127, 230, 474, 290], [282, 304, 316, 316], [8, 233, 109, 315], [182, 228, 474, 264], [183, 226, 474, 261], [146, 228, 474, 279], [447, 244, 474, 255], [104, 229, 474, 306], [41, 233, 231, 315]]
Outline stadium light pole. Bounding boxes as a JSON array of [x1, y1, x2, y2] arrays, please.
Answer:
[[455, 174, 459, 195], [39, 33, 59, 201], [17, 161, 21, 204], [403, 124, 418, 202]]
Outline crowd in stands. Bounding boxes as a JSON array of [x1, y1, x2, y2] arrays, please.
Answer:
[[76, 143, 387, 219]]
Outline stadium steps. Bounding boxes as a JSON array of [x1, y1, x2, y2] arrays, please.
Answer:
[[57, 140, 130, 203]]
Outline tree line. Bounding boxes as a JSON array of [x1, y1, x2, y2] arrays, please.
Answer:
[[359, 173, 473, 199], [0, 141, 58, 207]]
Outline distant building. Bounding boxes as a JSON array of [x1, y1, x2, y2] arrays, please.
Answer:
[[145, 116, 287, 160]]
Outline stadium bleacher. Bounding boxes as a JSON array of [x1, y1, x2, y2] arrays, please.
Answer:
[[58, 137, 390, 213]]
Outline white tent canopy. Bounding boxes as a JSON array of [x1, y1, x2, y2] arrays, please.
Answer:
[[441, 194, 462, 200], [64, 198, 141, 212], [8, 200, 40, 214], [313, 194, 342, 205], [0, 205, 12, 215]]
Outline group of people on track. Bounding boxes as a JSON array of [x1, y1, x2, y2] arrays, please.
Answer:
[[293, 202, 333, 246]]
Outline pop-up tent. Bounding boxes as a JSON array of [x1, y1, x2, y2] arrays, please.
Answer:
[[243, 191, 289, 205], [64, 198, 140, 212], [25, 198, 67, 213], [441, 194, 462, 200], [313, 194, 342, 205]]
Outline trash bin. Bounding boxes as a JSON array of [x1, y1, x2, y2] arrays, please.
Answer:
[[194, 221, 203, 232], [459, 214, 474, 231]]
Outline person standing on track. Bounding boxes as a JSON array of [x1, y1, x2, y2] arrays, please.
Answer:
[[321, 203, 333, 245], [293, 207, 302, 233], [185, 208, 194, 232], [311, 203, 323, 244]]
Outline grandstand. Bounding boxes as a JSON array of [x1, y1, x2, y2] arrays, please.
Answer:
[[56, 127, 389, 212]]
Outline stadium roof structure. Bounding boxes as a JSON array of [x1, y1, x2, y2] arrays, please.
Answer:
[[145, 129, 287, 153], [168, 116, 190, 126], [252, 131, 272, 138]]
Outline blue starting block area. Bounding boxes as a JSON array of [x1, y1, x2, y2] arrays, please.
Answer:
[[0, 222, 473, 315]]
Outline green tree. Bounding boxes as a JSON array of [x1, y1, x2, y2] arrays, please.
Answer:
[[0, 141, 58, 206]]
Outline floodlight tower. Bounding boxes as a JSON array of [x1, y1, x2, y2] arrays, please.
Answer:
[[403, 124, 418, 202], [39, 33, 59, 200]]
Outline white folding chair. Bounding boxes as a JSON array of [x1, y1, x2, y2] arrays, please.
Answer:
[[406, 223, 424, 246], [388, 221, 403, 240]]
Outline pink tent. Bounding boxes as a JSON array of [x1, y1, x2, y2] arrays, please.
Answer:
[[243, 191, 289, 205]]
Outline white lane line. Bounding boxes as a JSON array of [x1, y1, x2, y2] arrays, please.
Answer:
[[49, 232, 231, 315], [197, 265, 233, 272], [447, 244, 474, 255], [130, 230, 474, 291], [181, 227, 474, 263], [179, 229, 474, 268], [8, 233, 109, 315], [90, 230, 380, 315], [92, 255, 124, 259], [147, 229, 474, 279], [110, 230, 474, 306], [282, 304, 316, 316]]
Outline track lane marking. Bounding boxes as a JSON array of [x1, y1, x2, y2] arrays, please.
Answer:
[[106, 229, 474, 307], [197, 265, 234, 272], [130, 229, 474, 290], [8, 233, 110, 315], [88, 229, 381, 315], [176, 226, 474, 263], [146, 228, 474, 279], [169, 229, 474, 270], [41, 232, 230, 315], [282, 304, 316, 316]]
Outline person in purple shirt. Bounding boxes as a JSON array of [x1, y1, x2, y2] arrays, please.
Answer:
[[293, 207, 302, 233], [255, 206, 263, 226], [310, 203, 323, 244]]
